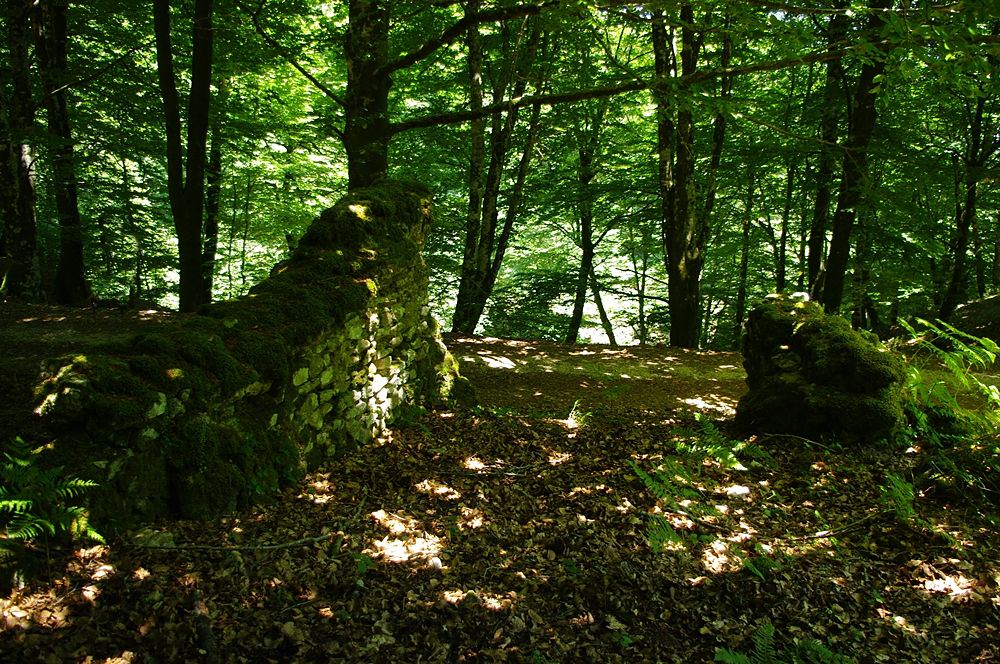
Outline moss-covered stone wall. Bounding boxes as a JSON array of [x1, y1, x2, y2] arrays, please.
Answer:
[[33, 181, 470, 528], [735, 295, 905, 444]]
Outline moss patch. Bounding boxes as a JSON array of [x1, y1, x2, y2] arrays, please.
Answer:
[[736, 296, 906, 444], [30, 180, 467, 530]]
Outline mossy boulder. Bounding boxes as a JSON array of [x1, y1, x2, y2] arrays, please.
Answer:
[[735, 295, 906, 444]]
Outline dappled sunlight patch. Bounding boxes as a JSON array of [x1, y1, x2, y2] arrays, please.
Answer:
[[457, 506, 488, 530], [414, 479, 461, 501], [678, 393, 736, 416], [463, 456, 486, 471], [369, 509, 420, 535], [877, 609, 928, 640], [300, 472, 336, 505], [477, 354, 517, 369], [701, 539, 740, 574], [367, 533, 442, 565], [547, 450, 573, 465]]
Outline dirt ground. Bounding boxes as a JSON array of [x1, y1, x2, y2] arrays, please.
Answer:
[[1, 302, 998, 663]]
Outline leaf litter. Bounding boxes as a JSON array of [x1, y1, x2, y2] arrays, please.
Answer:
[[1, 337, 998, 662]]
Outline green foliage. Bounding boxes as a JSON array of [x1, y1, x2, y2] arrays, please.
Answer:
[[631, 418, 766, 552], [679, 414, 770, 471], [0, 437, 103, 570], [879, 473, 917, 523], [899, 319, 1000, 508], [715, 621, 854, 664]]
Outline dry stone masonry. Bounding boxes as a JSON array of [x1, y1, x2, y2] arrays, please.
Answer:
[[33, 181, 470, 528]]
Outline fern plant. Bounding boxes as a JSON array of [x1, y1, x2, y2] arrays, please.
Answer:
[[879, 472, 917, 523], [1, 437, 103, 569], [898, 319, 1000, 508], [715, 621, 854, 664]]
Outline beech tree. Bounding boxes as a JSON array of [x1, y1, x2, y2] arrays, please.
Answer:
[[153, 0, 215, 312]]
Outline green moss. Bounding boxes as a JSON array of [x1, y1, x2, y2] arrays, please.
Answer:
[[738, 296, 905, 445]]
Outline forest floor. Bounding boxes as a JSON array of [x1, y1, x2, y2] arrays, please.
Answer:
[[1, 305, 999, 663]]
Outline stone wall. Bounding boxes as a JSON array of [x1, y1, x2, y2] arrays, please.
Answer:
[[33, 181, 470, 528], [735, 295, 905, 444]]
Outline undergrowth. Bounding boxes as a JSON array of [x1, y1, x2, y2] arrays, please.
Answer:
[[715, 621, 854, 664], [898, 319, 1000, 513], [1, 437, 102, 588]]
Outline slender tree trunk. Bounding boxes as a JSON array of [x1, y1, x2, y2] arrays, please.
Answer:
[[590, 269, 617, 347], [851, 209, 871, 329], [468, 100, 542, 330], [453, 21, 541, 334], [807, 4, 847, 296], [33, 0, 88, 304], [940, 85, 992, 319], [453, 0, 487, 334], [653, 6, 731, 348], [971, 195, 986, 299], [565, 141, 598, 345], [777, 162, 796, 292], [153, 0, 214, 312], [940, 178, 978, 319], [201, 77, 227, 304], [2, 0, 39, 299], [821, 0, 889, 313], [993, 214, 999, 291], [734, 168, 754, 340]]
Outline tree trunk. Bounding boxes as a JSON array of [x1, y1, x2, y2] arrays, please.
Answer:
[[940, 86, 991, 319], [940, 178, 978, 319], [993, 214, 999, 291], [452, 20, 541, 334], [452, 0, 487, 334], [972, 213, 985, 299], [653, 6, 731, 348], [821, 0, 889, 314], [344, 0, 389, 189], [2, 0, 39, 299], [590, 269, 617, 347], [153, 0, 214, 312], [777, 162, 796, 292], [33, 0, 88, 305], [734, 168, 754, 340], [201, 77, 228, 304], [807, 4, 847, 296], [565, 135, 599, 344]]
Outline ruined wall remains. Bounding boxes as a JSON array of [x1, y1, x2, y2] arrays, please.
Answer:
[[735, 295, 905, 444], [34, 181, 470, 528]]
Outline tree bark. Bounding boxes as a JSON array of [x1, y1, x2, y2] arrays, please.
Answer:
[[777, 162, 796, 293], [821, 0, 890, 313], [153, 0, 214, 312], [734, 168, 754, 341], [940, 80, 995, 318], [993, 214, 999, 291], [201, 79, 226, 304], [590, 269, 617, 347], [653, 6, 732, 348], [344, 0, 389, 189], [2, 0, 39, 299], [940, 176, 978, 319], [807, 4, 847, 296], [565, 140, 599, 344], [452, 19, 541, 334], [33, 0, 88, 305]]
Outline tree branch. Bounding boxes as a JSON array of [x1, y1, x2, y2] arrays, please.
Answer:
[[381, 2, 554, 75], [237, 0, 348, 116], [390, 80, 647, 134]]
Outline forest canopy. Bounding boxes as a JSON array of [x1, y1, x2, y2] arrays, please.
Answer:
[[2, 0, 998, 348]]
